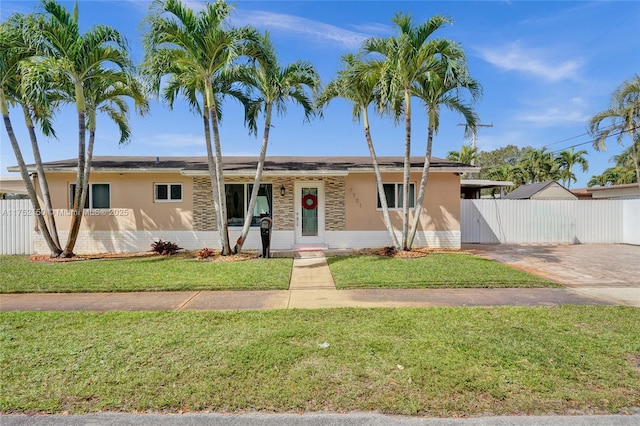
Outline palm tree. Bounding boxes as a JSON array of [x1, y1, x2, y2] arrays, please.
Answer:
[[447, 144, 478, 166], [589, 74, 640, 189], [76, 71, 149, 211], [143, 0, 262, 255], [362, 13, 471, 250], [555, 148, 588, 189], [232, 33, 319, 253], [486, 164, 528, 186], [588, 167, 636, 187], [1, 12, 63, 256], [34, 0, 135, 257], [519, 147, 560, 183], [317, 53, 400, 249], [407, 62, 480, 248]]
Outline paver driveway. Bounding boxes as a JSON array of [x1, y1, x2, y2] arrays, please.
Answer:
[[463, 243, 640, 307]]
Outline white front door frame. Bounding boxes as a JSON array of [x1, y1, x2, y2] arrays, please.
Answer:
[[294, 181, 325, 245]]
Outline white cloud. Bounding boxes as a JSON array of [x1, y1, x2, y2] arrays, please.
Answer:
[[516, 97, 590, 125], [476, 41, 583, 82], [231, 10, 369, 49]]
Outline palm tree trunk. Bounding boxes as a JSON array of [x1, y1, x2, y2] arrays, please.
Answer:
[[79, 127, 96, 220], [407, 125, 434, 249], [203, 111, 223, 244], [236, 103, 273, 254], [363, 107, 400, 249], [22, 105, 61, 251], [206, 92, 230, 255], [2, 107, 61, 257], [628, 120, 640, 189], [402, 89, 412, 250], [63, 108, 87, 257]]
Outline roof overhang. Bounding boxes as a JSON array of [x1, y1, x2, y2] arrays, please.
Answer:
[[460, 179, 514, 189], [0, 176, 28, 194]]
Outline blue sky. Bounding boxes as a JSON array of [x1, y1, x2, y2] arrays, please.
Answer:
[[1, 0, 639, 189]]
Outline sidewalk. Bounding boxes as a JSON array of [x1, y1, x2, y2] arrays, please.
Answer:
[[0, 251, 623, 312]]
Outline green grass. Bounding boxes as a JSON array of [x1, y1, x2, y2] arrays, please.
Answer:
[[0, 255, 293, 293], [1, 307, 639, 415], [328, 253, 559, 289]]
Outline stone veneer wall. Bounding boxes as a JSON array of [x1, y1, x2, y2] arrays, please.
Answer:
[[192, 175, 346, 232], [193, 176, 216, 231]]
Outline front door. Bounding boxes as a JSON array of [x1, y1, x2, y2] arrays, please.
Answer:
[[294, 182, 324, 245]]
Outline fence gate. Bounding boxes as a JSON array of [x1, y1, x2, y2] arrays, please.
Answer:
[[1, 199, 34, 254]]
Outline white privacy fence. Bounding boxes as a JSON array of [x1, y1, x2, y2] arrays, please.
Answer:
[[461, 199, 640, 245], [0, 199, 34, 254]]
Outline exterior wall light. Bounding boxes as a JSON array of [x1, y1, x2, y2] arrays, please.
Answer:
[[280, 185, 286, 196]]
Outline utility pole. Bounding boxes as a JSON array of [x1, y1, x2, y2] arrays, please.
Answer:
[[459, 122, 493, 150]]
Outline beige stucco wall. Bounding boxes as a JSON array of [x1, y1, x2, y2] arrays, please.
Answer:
[[37, 170, 460, 234], [345, 172, 460, 232], [38, 172, 194, 232]]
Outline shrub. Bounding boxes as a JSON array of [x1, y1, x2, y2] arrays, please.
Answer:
[[151, 239, 182, 256], [196, 247, 216, 259]]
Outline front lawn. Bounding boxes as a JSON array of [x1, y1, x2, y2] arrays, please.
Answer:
[[0, 255, 293, 293], [1, 307, 638, 415], [328, 253, 558, 289]]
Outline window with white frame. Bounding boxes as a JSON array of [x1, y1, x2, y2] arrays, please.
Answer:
[[225, 183, 272, 226], [154, 183, 183, 202], [376, 183, 415, 209], [69, 183, 110, 209]]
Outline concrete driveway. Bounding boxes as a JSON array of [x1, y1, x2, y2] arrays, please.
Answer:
[[463, 243, 640, 307]]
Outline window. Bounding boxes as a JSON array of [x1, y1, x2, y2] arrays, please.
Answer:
[[69, 183, 110, 209], [155, 183, 182, 202], [225, 183, 272, 226], [377, 183, 415, 209]]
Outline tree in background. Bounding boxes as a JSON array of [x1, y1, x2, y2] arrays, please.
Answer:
[[589, 74, 640, 189], [519, 147, 560, 184], [446, 144, 478, 178], [555, 147, 588, 189]]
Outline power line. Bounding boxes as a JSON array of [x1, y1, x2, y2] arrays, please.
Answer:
[[547, 125, 639, 155]]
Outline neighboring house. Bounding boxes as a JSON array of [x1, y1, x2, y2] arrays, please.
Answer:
[[504, 181, 577, 200], [460, 179, 514, 199], [0, 176, 29, 199], [584, 183, 640, 200], [9, 156, 476, 254]]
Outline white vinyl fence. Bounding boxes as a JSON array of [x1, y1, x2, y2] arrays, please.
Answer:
[[461, 199, 640, 245], [0, 199, 34, 254]]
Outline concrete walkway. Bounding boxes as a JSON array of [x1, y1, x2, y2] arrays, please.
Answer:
[[2, 246, 636, 312]]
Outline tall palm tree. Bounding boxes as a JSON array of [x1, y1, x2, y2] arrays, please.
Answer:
[[76, 71, 149, 211], [555, 148, 588, 189], [0, 13, 63, 256], [589, 74, 640, 189], [143, 0, 262, 255], [232, 33, 319, 253], [317, 53, 400, 249], [407, 62, 480, 248], [33, 0, 135, 257], [362, 13, 470, 250]]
